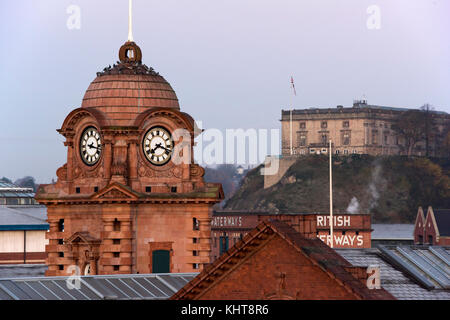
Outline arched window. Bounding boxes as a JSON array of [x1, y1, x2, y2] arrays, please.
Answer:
[[152, 250, 170, 273]]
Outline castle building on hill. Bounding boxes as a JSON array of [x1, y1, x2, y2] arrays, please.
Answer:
[[281, 100, 449, 157], [36, 39, 223, 276]]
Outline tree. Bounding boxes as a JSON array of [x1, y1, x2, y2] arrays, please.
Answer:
[[14, 176, 37, 191], [0, 177, 12, 184], [392, 110, 427, 157]]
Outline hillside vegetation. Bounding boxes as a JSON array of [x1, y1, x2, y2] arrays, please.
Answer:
[[223, 155, 450, 223]]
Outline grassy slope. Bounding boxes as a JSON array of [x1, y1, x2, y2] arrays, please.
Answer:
[[224, 155, 450, 223]]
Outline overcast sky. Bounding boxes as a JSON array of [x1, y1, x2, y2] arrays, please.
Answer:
[[0, 0, 449, 183]]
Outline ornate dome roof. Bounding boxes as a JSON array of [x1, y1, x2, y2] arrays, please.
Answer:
[[81, 41, 180, 126]]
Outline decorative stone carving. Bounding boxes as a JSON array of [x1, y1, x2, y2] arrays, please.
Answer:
[[190, 164, 205, 178], [171, 166, 183, 179], [56, 164, 68, 181], [138, 160, 154, 178]]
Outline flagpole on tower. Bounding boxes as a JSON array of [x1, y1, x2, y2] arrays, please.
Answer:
[[128, 0, 134, 42], [290, 76, 297, 156]]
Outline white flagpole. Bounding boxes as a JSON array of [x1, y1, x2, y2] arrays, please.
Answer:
[[289, 76, 296, 156], [128, 0, 134, 42], [290, 110, 293, 155], [329, 139, 334, 248]]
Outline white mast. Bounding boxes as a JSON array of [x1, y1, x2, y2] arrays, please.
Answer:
[[329, 139, 334, 248], [128, 0, 134, 42], [290, 110, 293, 155]]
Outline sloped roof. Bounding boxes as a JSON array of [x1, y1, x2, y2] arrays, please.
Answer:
[[0, 206, 48, 230], [371, 224, 414, 240], [0, 273, 197, 300], [337, 247, 450, 300], [171, 219, 394, 300]]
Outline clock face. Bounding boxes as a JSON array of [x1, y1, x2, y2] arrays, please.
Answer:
[[80, 127, 102, 166], [143, 127, 173, 166]]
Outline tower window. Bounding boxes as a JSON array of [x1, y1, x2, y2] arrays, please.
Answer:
[[193, 218, 200, 231], [113, 239, 121, 245], [58, 239, 64, 245], [58, 219, 64, 232], [113, 265, 120, 271], [171, 187, 177, 193], [145, 186, 152, 193], [76, 187, 81, 194], [193, 264, 199, 269], [113, 252, 120, 258], [193, 251, 198, 256], [59, 252, 64, 258], [59, 265, 64, 271], [113, 219, 121, 231], [94, 186, 99, 193]]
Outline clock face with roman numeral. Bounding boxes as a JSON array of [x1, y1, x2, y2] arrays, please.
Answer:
[[143, 127, 173, 166], [80, 127, 102, 166]]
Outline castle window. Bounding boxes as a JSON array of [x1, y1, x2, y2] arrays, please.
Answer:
[[171, 187, 177, 193], [342, 131, 351, 145], [297, 132, 307, 147], [428, 235, 433, 244], [58, 239, 64, 245], [384, 135, 389, 145], [76, 187, 81, 194], [343, 121, 350, 128], [321, 134, 328, 145], [59, 252, 64, 258], [372, 130, 378, 144], [94, 186, 99, 193], [335, 150, 340, 155], [193, 263, 199, 269], [344, 150, 349, 155], [299, 122, 306, 129], [113, 252, 120, 258], [113, 239, 121, 245], [321, 121, 328, 129], [193, 238, 198, 244], [113, 266, 119, 271], [145, 186, 152, 193], [193, 251, 198, 256], [59, 265, 64, 271], [356, 231, 360, 236]]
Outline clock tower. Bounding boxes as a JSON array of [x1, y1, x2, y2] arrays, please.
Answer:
[[36, 38, 223, 276]]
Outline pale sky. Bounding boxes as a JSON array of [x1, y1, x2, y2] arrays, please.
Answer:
[[0, 0, 449, 182]]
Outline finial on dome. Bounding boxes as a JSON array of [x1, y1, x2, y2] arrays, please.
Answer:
[[119, 41, 142, 63]]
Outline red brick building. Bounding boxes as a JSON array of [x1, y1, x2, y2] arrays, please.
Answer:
[[36, 40, 223, 276], [211, 211, 371, 261], [414, 206, 450, 246], [173, 220, 394, 300]]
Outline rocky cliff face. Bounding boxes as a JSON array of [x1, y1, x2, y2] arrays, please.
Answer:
[[223, 155, 450, 223]]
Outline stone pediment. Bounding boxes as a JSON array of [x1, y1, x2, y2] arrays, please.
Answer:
[[66, 232, 101, 245], [91, 182, 140, 201]]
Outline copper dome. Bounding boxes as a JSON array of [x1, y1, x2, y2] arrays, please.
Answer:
[[81, 42, 180, 126]]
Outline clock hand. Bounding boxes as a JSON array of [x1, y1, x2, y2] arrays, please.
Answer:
[[88, 143, 102, 150]]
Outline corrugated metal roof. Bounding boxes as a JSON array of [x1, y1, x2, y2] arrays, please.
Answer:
[[337, 246, 450, 300], [371, 224, 414, 240], [0, 205, 48, 230], [0, 273, 198, 300]]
